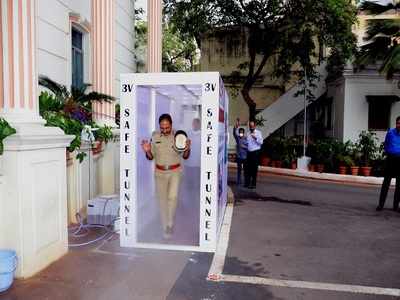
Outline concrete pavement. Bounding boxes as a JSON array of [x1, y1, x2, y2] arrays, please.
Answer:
[[1, 171, 400, 300]]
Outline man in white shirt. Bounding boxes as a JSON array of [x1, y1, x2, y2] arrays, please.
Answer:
[[185, 118, 201, 172], [183, 118, 201, 212], [245, 120, 263, 189]]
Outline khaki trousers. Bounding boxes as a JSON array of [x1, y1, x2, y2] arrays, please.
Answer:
[[155, 170, 182, 231]]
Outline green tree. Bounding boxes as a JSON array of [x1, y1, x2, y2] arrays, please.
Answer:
[[164, 0, 357, 120], [356, 1, 400, 78], [135, 20, 200, 72]]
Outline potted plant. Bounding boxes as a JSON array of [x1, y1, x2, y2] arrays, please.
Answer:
[[0, 118, 17, 172], [268, 137, 282, 168], [260, 138, 272, 166], [333, 140, 352, 175], [274, 138, 286, 168], [372, 142, 385, 177], [93, 125, 114, 154], [349, 143, 362, 176], [312, 140, 332, 173], [38, 76, 114, 163], [306, 142, 317, 172], [285, 137, 299, 169], [357, 131, 379, 176]]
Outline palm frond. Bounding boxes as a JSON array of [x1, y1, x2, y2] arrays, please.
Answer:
[[365, 19, 400, 41], [76, 92, 115, 105], [359, 1, 397, 15], [357, 36, 392, 64], [38, 75, 70, 99], [380, 43, 400, 78]]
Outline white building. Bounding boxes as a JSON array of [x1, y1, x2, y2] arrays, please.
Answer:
[[0, 0, 135, 278], [200, 10, 400, 149], [263, 10, 400, 144], [328, 11, 400, 143]]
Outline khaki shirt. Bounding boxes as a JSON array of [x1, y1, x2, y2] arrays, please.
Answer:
[[151, 131, 182, 171]]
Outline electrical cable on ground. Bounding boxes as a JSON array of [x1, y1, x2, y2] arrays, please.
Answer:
[[68, 198, 120, 247]]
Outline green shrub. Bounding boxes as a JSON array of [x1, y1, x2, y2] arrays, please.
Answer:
[[357, 131, 379, 167], [0, 118, 16, 155]]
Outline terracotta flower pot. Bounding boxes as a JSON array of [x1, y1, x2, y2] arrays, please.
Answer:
[[66, 150, 73, 166], [350, 166, 359, 176], [260, 156, 270, 167], [360, 166, 372, 177], [309, 164, 315, 172], [338, 166, 347, 175], [291, 162, 297, 170], [316, 164, 325, 173], [92, 141, 103, 154]]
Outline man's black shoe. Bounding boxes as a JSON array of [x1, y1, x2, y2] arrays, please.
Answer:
[[376, 206, 383, 211], [249, 185, 256, 189]]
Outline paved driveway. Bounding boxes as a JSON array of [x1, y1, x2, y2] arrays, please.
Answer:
[[1, 172, 400, 300]]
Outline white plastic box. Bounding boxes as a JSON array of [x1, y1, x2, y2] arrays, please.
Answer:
[[87, 195, 120, 226]]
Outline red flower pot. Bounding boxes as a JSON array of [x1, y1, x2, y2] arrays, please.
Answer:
[[350, 166, 359, 176], [338, 166, 347, 175], [360, 166, 372, 177], [260, 156, 270, 166], [316, 164, 325, 173]]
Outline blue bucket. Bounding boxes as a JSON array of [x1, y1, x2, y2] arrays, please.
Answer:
[[0, 249, 17, 293]]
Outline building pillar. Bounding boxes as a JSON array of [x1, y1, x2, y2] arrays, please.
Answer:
[[0, 0, 72, 278], [91, 0, 115, 126], [91, 0, 119, 195], [147, 0, 162, 72], [0, 0, 43, 125]]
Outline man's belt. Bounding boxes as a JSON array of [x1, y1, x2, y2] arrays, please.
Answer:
[[156, 163, 180, 171]]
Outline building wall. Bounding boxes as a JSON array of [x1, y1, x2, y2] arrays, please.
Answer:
[[37, 0, 88, 87], [201, 12, 400, 143], [36, 0, 135, 222], [328, 78, 346, 141], [200, 27, 288, 125], [37, 0, 135, 97], [114, 0, 136, 98], [342, 74, 400, 143]]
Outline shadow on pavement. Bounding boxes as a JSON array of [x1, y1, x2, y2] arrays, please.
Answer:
[[167, 253, 284, 300]]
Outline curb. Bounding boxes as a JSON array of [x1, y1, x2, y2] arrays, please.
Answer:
[[227, 186, 235, 203], [228, 162, 395, 186]]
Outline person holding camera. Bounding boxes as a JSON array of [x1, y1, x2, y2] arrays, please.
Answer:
[[233, 118, 248, 185]]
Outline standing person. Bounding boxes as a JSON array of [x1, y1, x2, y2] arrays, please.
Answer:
[[185, 118, 201, 179], [141, 114, 191, 239], [245, 120, 263, 189], [183, 118, 201, 207], [233, 118, 248, 185], [376, 116, 400, 212]]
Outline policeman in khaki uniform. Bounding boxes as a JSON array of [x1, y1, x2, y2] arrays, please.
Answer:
[[141, 114, 191, 239]]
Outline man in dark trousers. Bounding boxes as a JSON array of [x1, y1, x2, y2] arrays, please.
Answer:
[[233, 118, 248, 185], [376, 116, 400, 212], [245, 120, 263, 189]]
